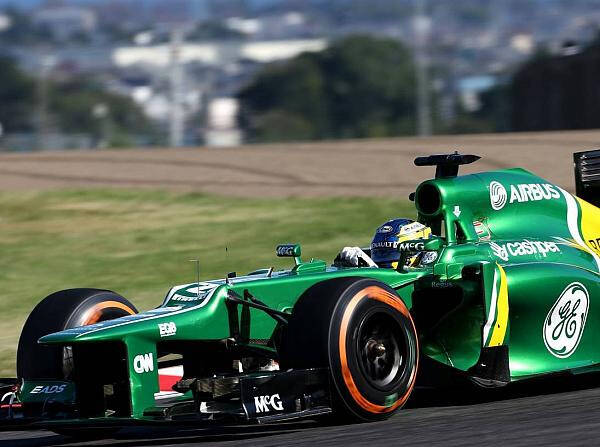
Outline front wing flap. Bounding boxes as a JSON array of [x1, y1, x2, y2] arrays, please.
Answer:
[[0, 368, 332, 430]]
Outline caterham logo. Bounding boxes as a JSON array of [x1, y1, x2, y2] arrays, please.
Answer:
[[489, 181, 507, 210], [254, 393, 284, 413], [543, 283, 589, 358]]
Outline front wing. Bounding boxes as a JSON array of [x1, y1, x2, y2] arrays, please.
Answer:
[[0, 368, 331, 430]]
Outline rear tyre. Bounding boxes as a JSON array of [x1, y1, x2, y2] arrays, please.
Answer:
[[280, 277, 418, 422], [17, 288, 137, 380]]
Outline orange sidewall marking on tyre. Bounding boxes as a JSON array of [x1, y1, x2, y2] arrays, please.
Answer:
[[338, 286, 418, 414], [81, 301, 136, 325]]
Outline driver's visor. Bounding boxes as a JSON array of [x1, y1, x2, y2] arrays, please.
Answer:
[[370, 249, 401, 264]]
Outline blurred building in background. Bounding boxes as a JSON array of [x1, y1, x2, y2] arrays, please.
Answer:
[[1, 0, 600, 150], [32, 5, 97, 41]]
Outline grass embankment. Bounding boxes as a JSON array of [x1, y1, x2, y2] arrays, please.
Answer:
[[0, 189, 412, 375]]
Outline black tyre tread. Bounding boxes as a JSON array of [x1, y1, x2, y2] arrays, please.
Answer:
[[280, 278, 363, 422], [280, 277, 417, 423], [17, 288, 137, 379], [280, 277, 360, 369]]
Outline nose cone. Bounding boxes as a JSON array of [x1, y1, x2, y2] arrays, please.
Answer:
[[38, 311, 157, 344]]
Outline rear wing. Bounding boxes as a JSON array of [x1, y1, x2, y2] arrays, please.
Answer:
[[574, 150, 600, 207], [414, 151, 480, 179]]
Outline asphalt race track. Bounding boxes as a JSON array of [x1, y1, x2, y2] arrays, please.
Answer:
[[2, 375, 600, 447]]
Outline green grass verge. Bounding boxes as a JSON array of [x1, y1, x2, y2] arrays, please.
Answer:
[[0, 189, 412, 376]]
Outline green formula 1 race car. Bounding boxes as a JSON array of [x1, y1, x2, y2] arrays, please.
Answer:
[[3, 150, 600, 435]]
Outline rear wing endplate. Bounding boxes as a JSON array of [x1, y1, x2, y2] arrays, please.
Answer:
[[574, 149, 600, 206]]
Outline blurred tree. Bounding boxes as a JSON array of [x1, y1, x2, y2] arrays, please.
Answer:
[[442, 83, 511, 135], [49, 78, 157, 146], [510, 44, 600, 131], [0, 57, 160, 147], [456, 3, 490, 26], [252, 110, 315, 142], [238, 35, 417, 142], [0, 7, 55, 45], [0, 56, 35, 132]]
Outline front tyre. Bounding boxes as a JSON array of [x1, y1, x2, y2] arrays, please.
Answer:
[[280, 278, 418, 422], [17, 288, 137, 380]]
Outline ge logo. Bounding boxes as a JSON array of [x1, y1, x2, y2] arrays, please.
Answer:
[[543, 282, 589, 358], [489, 181, 507, 210]]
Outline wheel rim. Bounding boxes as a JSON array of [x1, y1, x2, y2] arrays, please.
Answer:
[[356, 310, 407, 389], [62, 307, 135, 379]]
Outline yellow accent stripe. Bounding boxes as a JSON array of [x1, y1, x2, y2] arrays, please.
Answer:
[[489, 264, 509, 347], [575, 197, 600, 258]]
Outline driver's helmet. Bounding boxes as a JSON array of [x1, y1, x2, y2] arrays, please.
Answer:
[[371, 218, 432, 269]]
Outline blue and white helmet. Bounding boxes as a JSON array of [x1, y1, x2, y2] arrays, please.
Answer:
[[371, 218, 432, 268]]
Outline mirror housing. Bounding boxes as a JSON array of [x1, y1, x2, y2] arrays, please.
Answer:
[[276, 244, 302, 265], [423, 236, 444, 252]]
